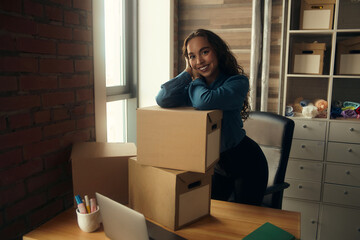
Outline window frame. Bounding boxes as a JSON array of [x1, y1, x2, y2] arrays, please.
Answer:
[[93, 0, 138, 142]]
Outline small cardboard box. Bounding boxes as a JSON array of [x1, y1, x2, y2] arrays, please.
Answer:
[[129, 157, 213, 230], [71, 142, 137, 206], [300, 0, 335, 30], [137, 105, 222, 173], [292, 42, 326, 74], [336, 36, 360, 75]]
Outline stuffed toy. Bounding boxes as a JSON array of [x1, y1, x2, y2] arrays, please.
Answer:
[[302, 104, 318, 118], [300, 99, 310, 107], [315, 99, 328, 112], [293, 97, 304, 113], [332, 100, 343, 108]]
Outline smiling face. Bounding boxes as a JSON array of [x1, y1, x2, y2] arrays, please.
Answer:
[[186, 36, 219, 85]]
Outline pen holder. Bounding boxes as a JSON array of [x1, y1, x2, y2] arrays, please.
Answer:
[[76, 206, 101, 232]]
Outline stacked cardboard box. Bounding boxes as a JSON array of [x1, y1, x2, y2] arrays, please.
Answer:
[[129, 105, 222, 230]]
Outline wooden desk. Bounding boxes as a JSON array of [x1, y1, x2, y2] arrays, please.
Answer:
[[23, 200, 300, 240]]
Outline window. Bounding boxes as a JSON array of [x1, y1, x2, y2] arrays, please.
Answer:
[[93, 0, 137, 143]]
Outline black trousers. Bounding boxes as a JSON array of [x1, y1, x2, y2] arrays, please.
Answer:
[[211, 135, 269, 206]]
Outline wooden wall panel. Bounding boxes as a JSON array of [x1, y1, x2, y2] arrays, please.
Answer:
[[267, 0, 283, 112], [177, 1, 252, 75]]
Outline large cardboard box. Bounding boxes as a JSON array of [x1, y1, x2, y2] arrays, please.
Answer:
[[71, 142, 137, 205], [336, 36, 360, 75], [300, 0, 335, 30], [137, 105, 222, 173], [129, 157, 213, 230], [292, 42, 326, 74]]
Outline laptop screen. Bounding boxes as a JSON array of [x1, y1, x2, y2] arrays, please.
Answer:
[[96, 192, 186, 240]]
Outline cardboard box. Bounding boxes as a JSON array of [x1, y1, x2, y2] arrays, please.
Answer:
[[71, 142, 136, 206], [292, 42, 326, 74], [336, 36, 360, 75], [128, 157, 213, 230], [300, 0, 335, 30], [137, 105, 222, 173]]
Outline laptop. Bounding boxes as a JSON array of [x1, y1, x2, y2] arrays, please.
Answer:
[[96, 192, 187, 240]]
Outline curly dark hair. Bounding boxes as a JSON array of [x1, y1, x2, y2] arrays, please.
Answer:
[[182, 29, 250, 120]]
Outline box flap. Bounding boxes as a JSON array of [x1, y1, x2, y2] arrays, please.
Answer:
[[207, 110, 222, 123], [305, 0, 335, 4], [150, 166, 213, 185], [338, 36, 360, 48], [294, 42, 326, 51], [70, 142, 137, 160], [177, 168, 214, 185], [140, 105, 194, 112], [140, 105, 219, 118]]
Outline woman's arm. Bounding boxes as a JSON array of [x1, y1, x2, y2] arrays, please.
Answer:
[[188, 75, 249, 111], [155, 71, 192, 108]]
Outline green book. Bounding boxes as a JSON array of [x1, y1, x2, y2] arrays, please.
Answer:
[[243, 222, 296, 240]]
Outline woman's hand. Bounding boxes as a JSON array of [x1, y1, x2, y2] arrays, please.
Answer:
[[185, 58, 201, 81]]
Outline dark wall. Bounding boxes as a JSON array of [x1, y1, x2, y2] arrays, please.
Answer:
[[0, 0, 95, 239]]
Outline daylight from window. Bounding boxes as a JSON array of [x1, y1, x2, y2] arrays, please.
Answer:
[[105, 0, 126, 142]]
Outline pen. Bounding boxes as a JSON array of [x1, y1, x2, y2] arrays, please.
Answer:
[[84, 195, 90, 213], [78, 202, 87, 214], [90, 198, 97, 213], [75, 195, 82, 205], [75, 195, 87, 214]]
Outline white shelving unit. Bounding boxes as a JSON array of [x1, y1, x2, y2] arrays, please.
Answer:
[[280, 1, 360, 239]]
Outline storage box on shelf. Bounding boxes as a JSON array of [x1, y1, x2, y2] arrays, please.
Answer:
[[336, 36, 360, 75], [291, 42, 326, 75], [300, 0, 336, 30]]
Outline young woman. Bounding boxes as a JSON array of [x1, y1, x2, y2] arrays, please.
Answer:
[[156, 29, 268, 205]]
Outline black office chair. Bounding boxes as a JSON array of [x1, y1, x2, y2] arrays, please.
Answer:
[[243, 111, 295, 209]]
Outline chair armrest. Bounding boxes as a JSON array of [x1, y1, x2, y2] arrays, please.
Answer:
[[265, 182, 290, 195]]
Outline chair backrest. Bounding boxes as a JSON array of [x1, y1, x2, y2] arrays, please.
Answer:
[[243, 111, 294, 208]]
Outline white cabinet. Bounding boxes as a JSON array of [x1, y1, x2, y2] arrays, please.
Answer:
[[318, 205, 360, 240], [290, 139, 325, 160], [283, 199, 320, 240], [282, 1, 360, 239]]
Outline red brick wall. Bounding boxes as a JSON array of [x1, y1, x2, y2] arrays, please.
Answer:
[[0, 0, 95, 239]]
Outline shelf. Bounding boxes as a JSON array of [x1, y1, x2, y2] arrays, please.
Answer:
[[333, 75, 360, 79], [288, 115, 329, 121], [289, 30, 334, 35], [329, 118, 360, 122], [286, 74, 330, 78], [336, 29, 360, 33]]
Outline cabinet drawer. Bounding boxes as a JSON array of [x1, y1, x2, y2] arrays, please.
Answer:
[[327, 142, 360, 164], [284, 179, 321, 201], [286, 159, 323, 181], [294, 120, 326, 141], [289, 139, 325, 161], [325, 163, 360, 187], [293, 119, 327, 140], [319, 205, 360, 240], [283, 199, 319, 240], [323, 183, 360, 207], [329, 122, 360, 144]]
